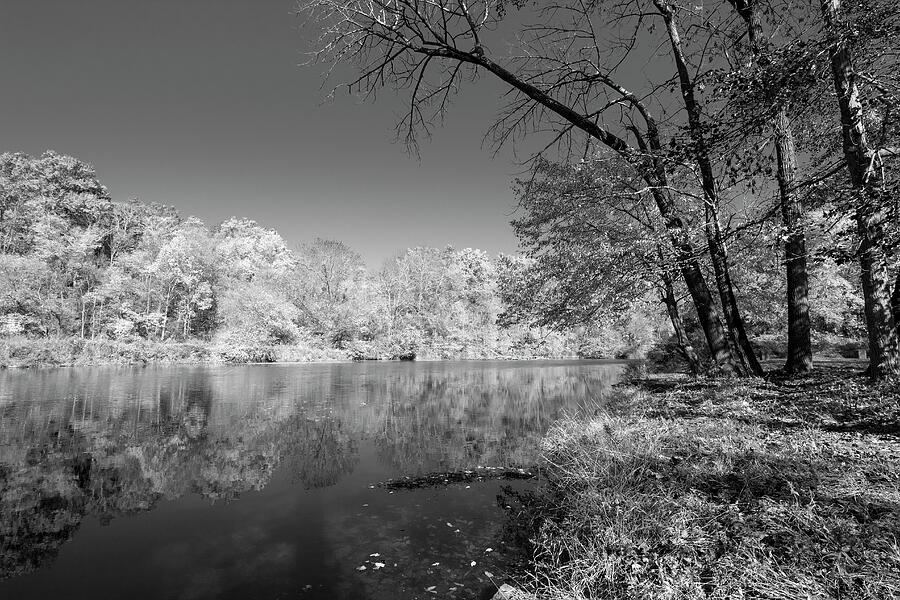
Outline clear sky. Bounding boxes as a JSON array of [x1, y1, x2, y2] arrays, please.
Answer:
[[0, 0, 524, 266]]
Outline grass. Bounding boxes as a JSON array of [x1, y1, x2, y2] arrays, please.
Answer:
[[502, 365, 900, 599]]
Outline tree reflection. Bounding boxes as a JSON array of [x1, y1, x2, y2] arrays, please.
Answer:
[[0, 362, 622, 579], [285, 418, 359, 489]]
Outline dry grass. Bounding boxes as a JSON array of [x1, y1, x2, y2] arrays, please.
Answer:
[[505, 368, 900, 599]]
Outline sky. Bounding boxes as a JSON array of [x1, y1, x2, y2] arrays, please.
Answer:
[[0, 0, 525, 266]]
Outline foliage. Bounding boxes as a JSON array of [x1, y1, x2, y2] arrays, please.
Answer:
[[2, 150, 663, 366]]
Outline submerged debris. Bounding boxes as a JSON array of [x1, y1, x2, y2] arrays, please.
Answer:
[[377, 467, 537, 490], [491, 583, 536, 600]]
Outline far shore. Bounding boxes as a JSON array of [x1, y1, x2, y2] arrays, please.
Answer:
[[0, 336, 629, 370]]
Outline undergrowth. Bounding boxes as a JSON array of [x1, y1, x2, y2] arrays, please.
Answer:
[[0, 337, 209, 367], [0, 336, 350, 367]]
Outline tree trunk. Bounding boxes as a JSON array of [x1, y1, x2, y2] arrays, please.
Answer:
[[705, 210, 762, 375], [821, 0, 899, 380], [891, 271, 900, 330], [730, 0, 813, 373], [657, 0, 763, 376], [91, 298, 97, 340], [652, 191, 738, 373], [774, 107, 813, 373], [661, 272, 703, 374], [145, 275, 153, 316], [159, 287, 172, 341], [627, 88, 741, 375], [853, 212, 898, 378]]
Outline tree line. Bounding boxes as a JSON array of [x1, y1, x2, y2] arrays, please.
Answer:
[[0, 150, 682, 362], [0, 150, 865, 366], [301, 0, 899, 378]]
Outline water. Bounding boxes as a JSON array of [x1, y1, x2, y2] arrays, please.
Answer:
[[0, 360, 624, 599]]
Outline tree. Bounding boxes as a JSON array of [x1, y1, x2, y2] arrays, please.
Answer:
[[0, 151, 109, 256], [215, 217, 296, 284], [508, 157, 701, 371], [293, 238, 368, 345], [819, 0, 900, 379], [301, 0, 752, 372], [651, 0, 763, 375], [722, 0, 814, 373], [0, 254, 62, 336], [216, 279, 301, 346], [149, 218, 217, 340]]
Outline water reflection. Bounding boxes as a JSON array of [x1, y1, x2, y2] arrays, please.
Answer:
[[0, 360, 622, 597]]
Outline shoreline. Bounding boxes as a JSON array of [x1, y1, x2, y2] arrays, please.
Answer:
[[0, 337, 623, 370]]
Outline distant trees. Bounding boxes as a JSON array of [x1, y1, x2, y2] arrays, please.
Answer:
[[0, 255, 59, 336], [2, 150, 669, 362], [212, 218, 300, 349], [0, 151, 109, 255], [293, 238, 368, 345], [149, 218, 217, 339]]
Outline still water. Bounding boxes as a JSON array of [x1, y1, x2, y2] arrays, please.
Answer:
[[0, 360, 624, 599]]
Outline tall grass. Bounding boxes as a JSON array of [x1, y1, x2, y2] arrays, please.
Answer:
[[509, 379, 900, 599]]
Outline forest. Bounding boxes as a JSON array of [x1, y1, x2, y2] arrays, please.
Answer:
[[0, 148, 869, 369], [0, 150, 654, 366]]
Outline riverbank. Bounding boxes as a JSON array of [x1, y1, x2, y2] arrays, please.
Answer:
[[0, 337, 349, 368], [0, 336, 601, 368], [504, 365, 900, 599]]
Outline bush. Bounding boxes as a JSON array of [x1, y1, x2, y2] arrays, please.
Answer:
[[272, 342, 348, 362], [209, 330, 277, 363]]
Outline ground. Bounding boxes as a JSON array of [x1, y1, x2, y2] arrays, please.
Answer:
[[502, 362, 900, 599]]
